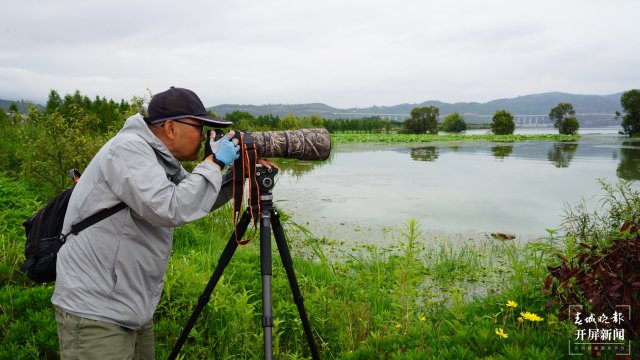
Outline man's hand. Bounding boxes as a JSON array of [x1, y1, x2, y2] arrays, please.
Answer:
[[205, 130, 240, 168], [257, 158, 279, 169]]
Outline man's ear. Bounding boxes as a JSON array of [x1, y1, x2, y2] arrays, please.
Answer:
[[163, 120, 178, 140]]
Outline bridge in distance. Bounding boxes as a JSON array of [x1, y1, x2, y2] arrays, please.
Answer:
[[333, 113, 618, 127]]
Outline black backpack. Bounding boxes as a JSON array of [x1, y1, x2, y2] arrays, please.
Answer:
[[20, 170, 126, 283]]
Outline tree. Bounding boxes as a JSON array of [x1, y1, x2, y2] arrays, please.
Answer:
[[549, 102, 580, 135], [278, 113, 301, 130], [43, 89, 132, 134], [405, 106, 439, 134], [45, 89, 63, 114], [0, 107, 22, 175], [561, 117, 580, 135], [90, 96, 123, 132], [126, 95, 146, 118], [619, 89, 640, 137], [8, 102, 20, 126], [441, 112, 467, 133], [20, 105, 103, 193], [225, 111, 255, 130], [0, 108, 8, 129], [309, 114, 324, 128], [491, 110, 515, 135], [382, 119, 392, 133], [255, 114, 279, 130]]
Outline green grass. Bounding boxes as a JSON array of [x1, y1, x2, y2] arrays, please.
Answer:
[[0, 172, 632, 359]]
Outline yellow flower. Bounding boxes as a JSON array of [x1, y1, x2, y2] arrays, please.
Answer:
[[506, 300, 518, 308], [394, 323, 401, 329], [517, 317, 524, 323], [520, 311, 544, 322], [420, 316, 427, 321], [495, 328, 508, 339]]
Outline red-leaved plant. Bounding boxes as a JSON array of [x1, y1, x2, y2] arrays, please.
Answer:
[[544, 181, 640, 357], [544, 221, 639, 339]]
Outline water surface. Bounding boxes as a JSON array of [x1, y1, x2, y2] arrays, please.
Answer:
[[272, 128, 640, 246]]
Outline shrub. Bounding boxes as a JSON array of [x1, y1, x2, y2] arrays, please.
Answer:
[[19, 105, 104, 194], [491, 110, 515, 135], [441, 112, 467, 133]]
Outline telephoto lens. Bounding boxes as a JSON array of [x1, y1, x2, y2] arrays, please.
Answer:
[[248, 128, 331, 161]]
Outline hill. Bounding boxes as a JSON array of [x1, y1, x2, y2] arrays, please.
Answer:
[[209, 103, 339, 119], [209, 92, 624, 125], [0, 99, 44, 113]]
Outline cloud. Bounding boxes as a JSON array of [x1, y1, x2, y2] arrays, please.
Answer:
[[1, 0, 639, 107]]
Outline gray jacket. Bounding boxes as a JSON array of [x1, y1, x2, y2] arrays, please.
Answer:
[[51, 114, 231, 330]]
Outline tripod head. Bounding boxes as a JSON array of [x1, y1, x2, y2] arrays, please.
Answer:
[[255, 165, 278, 194]]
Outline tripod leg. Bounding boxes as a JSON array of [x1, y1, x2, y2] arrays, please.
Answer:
[[260, 207, 274, 360], [270, 209, 320, 360], [168, 210, 252, 360]]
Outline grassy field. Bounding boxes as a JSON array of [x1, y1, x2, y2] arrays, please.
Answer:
[[3, 170, 634, 359]]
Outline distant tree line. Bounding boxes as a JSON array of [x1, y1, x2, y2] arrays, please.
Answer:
[[401, 90, 640, 136], [43, 90, 138, 134], [221, 111, 325, 132], [323, 117, 393, 134], [222, 111, 396, 134]]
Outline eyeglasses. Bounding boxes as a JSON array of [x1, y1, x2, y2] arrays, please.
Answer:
[[162, 119, 205, 135]]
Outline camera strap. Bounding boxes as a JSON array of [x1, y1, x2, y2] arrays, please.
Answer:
[[231, 131, 260, 245]]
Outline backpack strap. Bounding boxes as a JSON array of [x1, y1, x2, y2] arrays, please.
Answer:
[[63, 202, 128, 241]]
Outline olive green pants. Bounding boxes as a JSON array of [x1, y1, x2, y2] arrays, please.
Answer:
[[55, 306, 155, 360]]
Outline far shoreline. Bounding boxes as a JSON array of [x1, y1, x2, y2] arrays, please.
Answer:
[[331, 132, 582, 144]]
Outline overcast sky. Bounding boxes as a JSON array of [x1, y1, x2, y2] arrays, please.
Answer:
[[1, 0, 638, 108]]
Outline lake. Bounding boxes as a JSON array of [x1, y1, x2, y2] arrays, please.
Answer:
[[271, 128, 640, 247]]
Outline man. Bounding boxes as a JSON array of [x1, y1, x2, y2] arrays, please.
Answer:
[[51, 87, 272, 359]]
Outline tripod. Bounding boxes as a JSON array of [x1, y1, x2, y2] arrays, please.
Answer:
[[169, 167, 320, 360]]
